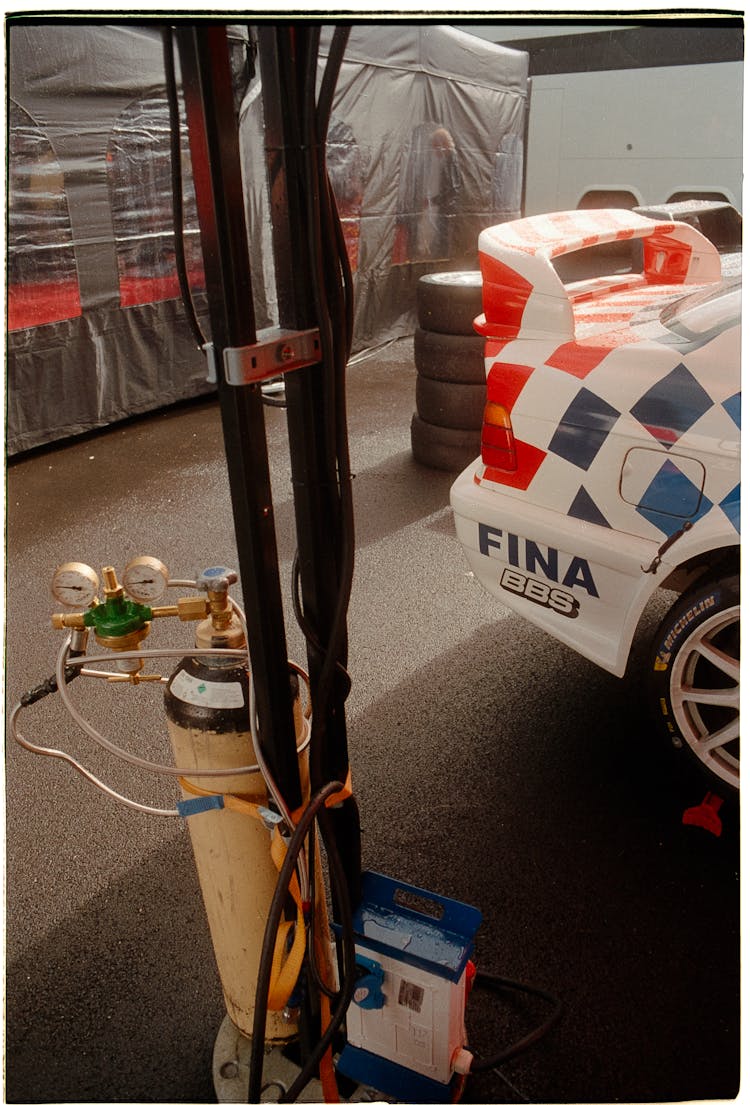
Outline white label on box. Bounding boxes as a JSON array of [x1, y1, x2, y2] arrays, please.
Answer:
[[398, 979, 425, 1013]]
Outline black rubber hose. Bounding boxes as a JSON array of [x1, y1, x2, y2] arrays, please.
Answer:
[[247, 27, 359, 1103], [469, 972, 563, 1072], [278, 806, 357, 1102], [20, 660, 82, 708], [247, 779, 349, 1102], [299, 27, 352, 795], [316, 26, 349, 137]]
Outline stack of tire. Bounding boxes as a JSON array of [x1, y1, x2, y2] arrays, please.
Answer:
[[410, 271, 487, 472]]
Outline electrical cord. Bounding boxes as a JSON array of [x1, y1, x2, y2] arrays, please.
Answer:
[[278, 805, 355, 1103], [297, 25, 356, 799], [248, 778, 355, 1103], [469, 971, 563, 1073], [487, 1064, 531, 1103]]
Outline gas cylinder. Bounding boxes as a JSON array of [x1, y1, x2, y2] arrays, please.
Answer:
[[164, 570, 307, 1042]]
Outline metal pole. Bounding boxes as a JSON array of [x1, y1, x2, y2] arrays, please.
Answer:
[[174, 24, 302, 811]]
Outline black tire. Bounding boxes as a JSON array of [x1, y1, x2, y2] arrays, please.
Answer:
[[647, 574, 739, 796], [415, 375, 486, 431], [410, 413, 480, 472], [413, 327, 486, 385], [417, 271, 484, 335]]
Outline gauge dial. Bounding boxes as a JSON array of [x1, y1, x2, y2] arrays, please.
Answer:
[[122, 556, 170, 603], [51, 562, 99, 608]]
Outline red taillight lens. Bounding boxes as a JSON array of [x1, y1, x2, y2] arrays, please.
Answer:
[[481, 401, 517, 472]]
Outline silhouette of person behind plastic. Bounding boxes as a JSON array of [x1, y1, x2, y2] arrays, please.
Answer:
[[416, 126, 460, 259]]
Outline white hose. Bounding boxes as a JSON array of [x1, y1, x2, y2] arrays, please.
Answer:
[[56, 641, 266, 779], [10, 700, 179, 817], [17, 585, 314, 847], [231, 598, 312, 900]]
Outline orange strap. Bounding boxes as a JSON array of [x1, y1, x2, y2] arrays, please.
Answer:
[[290, 769, 354, 825], [178, 777, 267, 820]]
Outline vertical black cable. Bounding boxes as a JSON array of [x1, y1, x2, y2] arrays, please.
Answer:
[[162, 26, 206, 350], [258, 25, 362, 911], [174, 24, 302, 811]]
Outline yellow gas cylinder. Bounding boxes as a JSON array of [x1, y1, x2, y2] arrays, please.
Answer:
[[165, 609, 308, 1043]]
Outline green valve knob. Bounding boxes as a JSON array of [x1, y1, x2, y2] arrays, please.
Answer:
[[83, 594, 153, 637]]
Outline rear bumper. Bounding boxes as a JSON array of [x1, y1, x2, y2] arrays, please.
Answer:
[[450, 462, 662, 677]]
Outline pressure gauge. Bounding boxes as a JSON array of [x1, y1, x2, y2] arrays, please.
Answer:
[[122, 556, 170, 604], [51, 562, 100, 608]]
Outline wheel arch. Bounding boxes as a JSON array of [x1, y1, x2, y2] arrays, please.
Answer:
[[621, 540, 740, 677], [659, 542, 740, 596]]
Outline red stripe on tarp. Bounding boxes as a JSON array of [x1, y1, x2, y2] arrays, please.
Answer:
[[7, 281, 82, 331], [119, 274, 183, 307]]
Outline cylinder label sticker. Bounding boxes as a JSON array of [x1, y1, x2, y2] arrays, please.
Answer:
[[170, 669, 245, 709]]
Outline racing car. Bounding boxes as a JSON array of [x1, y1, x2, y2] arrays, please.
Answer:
[[450, 208, 740, 794]]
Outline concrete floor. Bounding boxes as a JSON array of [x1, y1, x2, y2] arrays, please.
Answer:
[[5, 339, 740, 1103]]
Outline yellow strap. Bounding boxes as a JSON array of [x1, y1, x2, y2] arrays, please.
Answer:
[[177, 775, 354, 1022], [178, 778, 307, 1010], [267, 825, 307, 1012]]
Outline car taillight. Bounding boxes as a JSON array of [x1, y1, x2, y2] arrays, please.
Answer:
[[481, 401, 517, 472]]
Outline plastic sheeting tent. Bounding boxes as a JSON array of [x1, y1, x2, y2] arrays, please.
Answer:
[[7, 23, 528, 454]]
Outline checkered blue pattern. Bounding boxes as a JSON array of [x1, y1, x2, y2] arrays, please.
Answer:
[[486, 324, 740, 542]]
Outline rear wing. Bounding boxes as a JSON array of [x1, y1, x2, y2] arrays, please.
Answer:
[[475, 208, 722, 341]]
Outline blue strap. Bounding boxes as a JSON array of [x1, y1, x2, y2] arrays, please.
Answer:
[[177, 793, 225, 818]]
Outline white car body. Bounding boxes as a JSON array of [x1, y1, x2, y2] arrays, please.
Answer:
[[451, 209, 740, 678]]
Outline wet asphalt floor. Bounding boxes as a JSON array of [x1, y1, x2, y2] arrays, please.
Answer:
[[5, 339, 740, 1103]]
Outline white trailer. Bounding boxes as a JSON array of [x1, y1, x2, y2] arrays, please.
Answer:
[[460, 21, 743, 216]]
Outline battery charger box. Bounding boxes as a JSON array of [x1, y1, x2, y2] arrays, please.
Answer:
[[336, 871, 482, 1103]]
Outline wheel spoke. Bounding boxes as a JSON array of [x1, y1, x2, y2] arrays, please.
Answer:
[[693, 638, 740, 682], [679, 682, 739, 709], [698, 715, 740, 753]]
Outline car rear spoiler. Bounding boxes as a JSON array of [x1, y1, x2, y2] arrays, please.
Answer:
[[475, 208, 722, 341]]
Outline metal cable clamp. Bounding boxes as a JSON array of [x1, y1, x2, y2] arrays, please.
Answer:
[[205, 328, 321, 385]]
